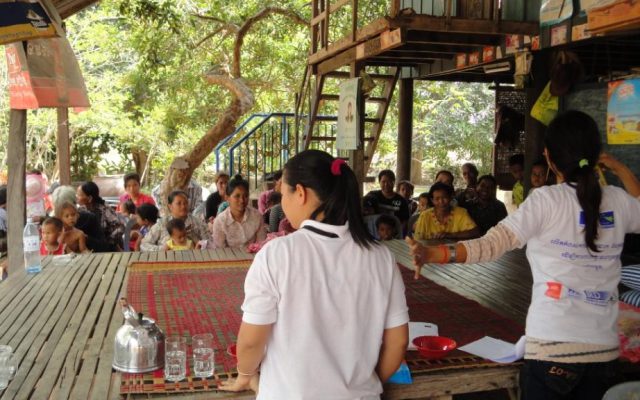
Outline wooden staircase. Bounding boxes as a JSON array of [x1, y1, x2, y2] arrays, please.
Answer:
[[296, 66, 399, 173]]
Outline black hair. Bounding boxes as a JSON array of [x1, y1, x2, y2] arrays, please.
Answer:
[[418, 192, 429, 200], [376, 214, 397, 230], [124, 172, 141, 186], [136, 203, 159, 223], [0, 185, 6, 206], [532, 159, 548, 169], [267, 191, 282, 205], [123, 199, 136, 215], [166, 218, 186, 235], [378, 169, 395, 182], [42, 216, 64, 231], [435, 170, 455, 185], [167, 190, 188, 205], [283, 150, 376, 248], [226, 174, 249, 196], [508, 154, 525, 167], [273, 170, 283, 181], [462, 163, 479, 178], [545, 110, 602, 253], [477, 175, 497, 190], [80, 181, 105, 205], [428, 182, 454, 199]]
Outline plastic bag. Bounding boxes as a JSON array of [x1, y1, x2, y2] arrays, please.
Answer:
[[530, 82, 559, 126]]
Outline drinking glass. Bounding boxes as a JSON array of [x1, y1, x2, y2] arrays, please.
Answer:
[[164, 336, 186, 382], [192, 333, 214, 378]]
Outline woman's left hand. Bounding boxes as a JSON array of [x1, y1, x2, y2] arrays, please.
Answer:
[[218, 373, 259, 393]]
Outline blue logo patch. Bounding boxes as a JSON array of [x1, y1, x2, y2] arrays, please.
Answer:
[[579, 211, 615, 228]]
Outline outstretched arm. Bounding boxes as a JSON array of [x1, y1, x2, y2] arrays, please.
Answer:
[[599, 152, 640, 197]]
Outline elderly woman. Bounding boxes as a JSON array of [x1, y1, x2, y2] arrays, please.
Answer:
[[76, 182, 124, 251], [140, 190, 210, 252], [212, 175, 266, 248], [456, 163, 479, 207], [414, 182, 480, 240]]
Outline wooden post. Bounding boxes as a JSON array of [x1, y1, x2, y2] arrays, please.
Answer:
[[349, 61, 365, 192], [7, 109, 27, 275], [56, 107, 71, 185], [397, 78, 413, 182], [524, 52, 550, 195]]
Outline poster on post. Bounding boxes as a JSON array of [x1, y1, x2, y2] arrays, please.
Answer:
[[337, 78, 361, 151], [607, 79, 640, 145], [6, 35, 90, 109], [0, 1, 59, 45]]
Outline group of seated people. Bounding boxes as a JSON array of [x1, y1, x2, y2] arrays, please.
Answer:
[[0, 154, 549, 259], [364, 155, 551, 243]]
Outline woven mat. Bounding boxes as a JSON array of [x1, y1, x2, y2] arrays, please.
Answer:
[[398, 265, 524, 374], [120, 260, 523, 394], [121, 260, 251, 394]]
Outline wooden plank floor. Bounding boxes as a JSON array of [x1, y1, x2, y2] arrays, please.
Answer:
[[386, 240, 533, 326]]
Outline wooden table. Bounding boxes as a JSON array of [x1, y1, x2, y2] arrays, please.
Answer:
[[0, 242, 531, 399]]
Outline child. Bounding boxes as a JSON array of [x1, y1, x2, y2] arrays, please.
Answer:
[[56, 202, 87, 254], [376, 214, 397, 241], [133, 203, 159, 251], [40, 217, 65, 255], [529, 159, 548, 195], [164, 218, 194, 251], [122, 199, 136, 219], [509, 154, 525, 207], [416, 192, 429, 214], [397, 180, 417, 214]]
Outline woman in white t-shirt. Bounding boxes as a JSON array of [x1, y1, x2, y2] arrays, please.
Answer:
[[220, 150, 409, 399], [408, 111, 640, 400]]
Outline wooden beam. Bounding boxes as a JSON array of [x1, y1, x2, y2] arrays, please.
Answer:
[[349, 61, 366, 189], [56, 108, 71, 185], [406, 30, 502, 46], [7, 109, 27, 276], [397, 78, 413, 182], [317, 29, 403, 75], [389, 15, 539, 35]]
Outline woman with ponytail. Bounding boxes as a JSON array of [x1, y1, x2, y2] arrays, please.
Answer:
[[220, 150, 409, 397], [408, 111, 640, 400]]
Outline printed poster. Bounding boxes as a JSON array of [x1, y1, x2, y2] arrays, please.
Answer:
[[336, 78, 361, 150], [0, 1, 59, 45], [607, 79, 640, 145], [6, 36, 90, 109]]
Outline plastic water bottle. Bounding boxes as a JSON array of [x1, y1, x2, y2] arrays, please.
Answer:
[[23, 218, 42, 274]]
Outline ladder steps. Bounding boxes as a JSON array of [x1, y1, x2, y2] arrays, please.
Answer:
[[315, 115, 381, 123], [324, 71, 396, 81], [320, 94, 388, 104], [309, 136, 375, 142]]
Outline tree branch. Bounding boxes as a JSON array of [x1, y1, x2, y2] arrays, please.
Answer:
[[232, 7, 308, 78]]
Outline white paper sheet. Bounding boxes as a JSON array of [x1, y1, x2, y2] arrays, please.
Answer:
[[459, 335, 526, 363], [407, 322, 439, 350]]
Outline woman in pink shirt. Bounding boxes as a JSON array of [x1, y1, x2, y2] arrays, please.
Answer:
[[117, 172, 155, 213]]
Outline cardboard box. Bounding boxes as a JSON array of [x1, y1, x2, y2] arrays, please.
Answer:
[[588, 1, 640, 34]]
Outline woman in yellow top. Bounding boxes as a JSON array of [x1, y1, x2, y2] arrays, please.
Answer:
[[414, 182, 480, 240]]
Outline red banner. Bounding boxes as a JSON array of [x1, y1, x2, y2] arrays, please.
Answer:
[[6, 36, 90, 109]]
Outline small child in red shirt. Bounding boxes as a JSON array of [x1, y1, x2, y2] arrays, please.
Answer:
[[40, 217, 66, 255]]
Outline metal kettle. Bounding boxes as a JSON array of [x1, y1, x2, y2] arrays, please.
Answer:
[[112, 298, 165, 373]]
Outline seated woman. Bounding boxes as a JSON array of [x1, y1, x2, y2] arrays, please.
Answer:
[[76, 182, 124, 251], [455, 163, 479, 208], [117, 172, 155, 214], [212, 175, 266, 248], [205, 171, 230, 222], [140, 190, 210, 251], [414, 182, 480, 240], [51, 185, 108, 252], [462, 175, 508, 236]]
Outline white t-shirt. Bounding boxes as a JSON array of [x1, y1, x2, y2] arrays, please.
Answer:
[[502, 184, 640, 346], [242, 220, 409, 400]]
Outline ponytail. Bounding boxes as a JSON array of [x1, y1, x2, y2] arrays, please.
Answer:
[[545, 111, 602, 252], [284, 150, 376, 248]]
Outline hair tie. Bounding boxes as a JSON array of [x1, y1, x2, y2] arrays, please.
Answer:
[[331, 159, 346, 176], [578, 159, 589, 168]]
